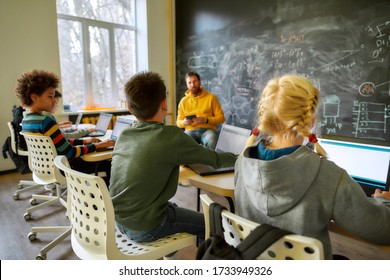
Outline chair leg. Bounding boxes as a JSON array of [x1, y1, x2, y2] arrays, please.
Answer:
[[23, 184, 67, 220], [26, 185, 71, 260], [18, 180, 40, 189], [13, 180, 44, 200], [28, 226, 72, 260], [24, 197, 61, 220]]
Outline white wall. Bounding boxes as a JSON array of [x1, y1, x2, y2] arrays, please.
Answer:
[[145, 0, 175, 124], [0, 0, 61, 171], [0, 0, 173, 172]]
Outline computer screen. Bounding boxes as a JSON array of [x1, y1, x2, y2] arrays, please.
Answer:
[[318, 135, 390, 195], [95, 113, 113, 131], [215, 124, 251, 155], [111, 117, 135, 140]]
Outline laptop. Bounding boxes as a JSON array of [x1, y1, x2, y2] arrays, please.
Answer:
[[110, 116, 136, 141], [97, 115, 136, 150], [187, 124, 251, 176], [63, 113, 82, 132], [318, 135, 390, 196], [88, 113, 113, 137]]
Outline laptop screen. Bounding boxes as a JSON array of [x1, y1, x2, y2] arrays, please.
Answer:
[[74, 113, 83, 128], [110, 116, 136, 140], [318, 135, 390, 195], [95, 113, 113, 132], [215, 124, 251, 155]]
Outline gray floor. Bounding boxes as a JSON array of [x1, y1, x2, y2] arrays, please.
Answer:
[[1, 171, 389, 260]]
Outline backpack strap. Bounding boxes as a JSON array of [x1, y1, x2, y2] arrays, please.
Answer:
[[208, 202, 292, 259], [208, 203, 227, 239], [237, 223, 292, 259]]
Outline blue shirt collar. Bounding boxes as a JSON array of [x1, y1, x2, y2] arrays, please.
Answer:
[[257, 142, 301, 160]]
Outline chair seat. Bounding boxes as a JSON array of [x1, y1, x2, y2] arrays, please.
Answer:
[[71, 227, 195, 260]]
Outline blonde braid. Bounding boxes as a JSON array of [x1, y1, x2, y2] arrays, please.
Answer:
[[253, 75, 327, 157], [293, 86, 327, 158]]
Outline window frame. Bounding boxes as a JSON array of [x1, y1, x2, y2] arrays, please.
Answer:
[[56, 3, 138, 110]]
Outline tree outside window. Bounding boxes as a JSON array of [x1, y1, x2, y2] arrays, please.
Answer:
[[56, 0, 136, 110]]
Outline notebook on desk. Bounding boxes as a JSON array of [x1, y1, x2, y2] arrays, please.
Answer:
[[88, 113, 113, 137], [187, 124, 251, 176]]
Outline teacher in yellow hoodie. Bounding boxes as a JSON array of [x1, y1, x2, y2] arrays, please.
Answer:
[[176, 72, 225, 150]]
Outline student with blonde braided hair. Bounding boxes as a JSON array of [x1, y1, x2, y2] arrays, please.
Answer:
[[234, 74, 390, 260]]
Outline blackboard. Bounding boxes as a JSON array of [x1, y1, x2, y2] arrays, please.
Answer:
[[175, 0, 390, 142]]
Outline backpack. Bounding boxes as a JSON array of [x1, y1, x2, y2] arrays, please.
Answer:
[[12, 105, 27, 151], [1, 105, 30, 174], [2, 137, 30, 174], [196, 203, 291, 260]]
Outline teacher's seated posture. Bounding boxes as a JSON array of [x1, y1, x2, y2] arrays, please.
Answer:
[[176, 72, 225, 150]]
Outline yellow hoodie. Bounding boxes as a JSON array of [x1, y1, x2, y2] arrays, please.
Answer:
[[176, 87, 225, 131]]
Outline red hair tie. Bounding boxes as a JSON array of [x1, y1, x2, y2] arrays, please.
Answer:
[[251, 128, 260, 136], [308, 133, 318, 143]]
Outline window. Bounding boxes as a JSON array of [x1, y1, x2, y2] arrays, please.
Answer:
[[56, 0, 136, 110]]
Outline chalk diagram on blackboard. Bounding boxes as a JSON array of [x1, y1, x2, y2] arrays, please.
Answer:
[[176, 0, 390, 140], [359, 80, 390, 97], [354, 78, 390, 139], [187, 54, 218, 69], [352, 101, 390, 140], [322, 95, 341, 127]]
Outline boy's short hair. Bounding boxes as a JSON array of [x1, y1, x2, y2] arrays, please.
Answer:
[[15, 69, 59, 107], [124, 71, 166, 120]]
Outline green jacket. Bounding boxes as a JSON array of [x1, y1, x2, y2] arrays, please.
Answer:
[[109, 121, 237, 231]]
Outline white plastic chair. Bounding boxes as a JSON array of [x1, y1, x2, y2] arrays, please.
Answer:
[[54, 155, 197, 260], [20, 132, 71, 260], [7, 122, 43, 200], [20, 132, 68, 220], [200, 194, 324, 260]]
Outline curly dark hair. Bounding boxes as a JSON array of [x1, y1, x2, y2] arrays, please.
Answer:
[[15, 69, 60, 107], [124, 71, 166, 120]]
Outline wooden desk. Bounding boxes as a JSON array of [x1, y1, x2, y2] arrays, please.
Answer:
[[329, 222, 390, 253], [82, 150, 112, 162], [179, 166, 235, 211], [81, 130, 113, 162]]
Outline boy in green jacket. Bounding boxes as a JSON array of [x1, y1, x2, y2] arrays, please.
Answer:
[[109, 71, 236, 246]]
